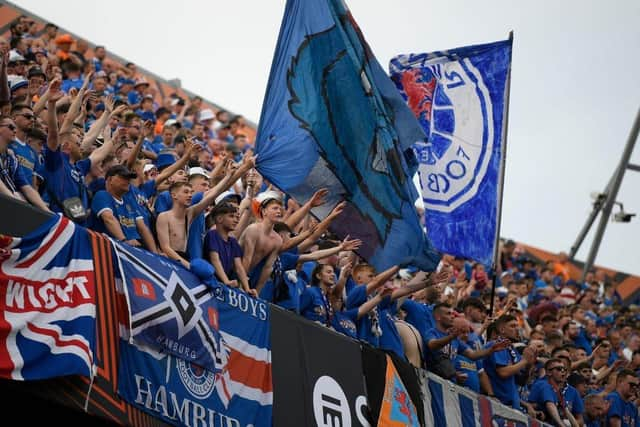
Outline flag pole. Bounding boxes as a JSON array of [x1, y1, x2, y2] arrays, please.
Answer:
[[489, 31, 514, 316]]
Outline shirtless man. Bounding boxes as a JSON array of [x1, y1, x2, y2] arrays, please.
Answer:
[[239, 190, 284, 291], [239, 188, 329, 292], [156, 156, 255, 269]]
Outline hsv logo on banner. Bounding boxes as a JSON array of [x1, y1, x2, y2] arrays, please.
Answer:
[[118, 285, 272, 427], [0, 214, 97, 380], [112, 242, 225, 374], [390, 39, 512, 264]]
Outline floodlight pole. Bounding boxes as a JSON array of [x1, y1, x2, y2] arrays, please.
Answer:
[[580, 107, 640, 281]]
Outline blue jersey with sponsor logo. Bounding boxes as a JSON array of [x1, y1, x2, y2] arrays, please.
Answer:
[[91, 190, 142, 241], [10, 139, 38, 185], [38, 147, 91, 217]]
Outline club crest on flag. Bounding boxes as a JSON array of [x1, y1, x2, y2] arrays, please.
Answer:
[[390, 39, 512, 264], [392, 58, 494, 213]]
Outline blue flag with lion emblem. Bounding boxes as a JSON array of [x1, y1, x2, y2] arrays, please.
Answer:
[[390, 39, 512, 265], [255, 0, 440, 271]]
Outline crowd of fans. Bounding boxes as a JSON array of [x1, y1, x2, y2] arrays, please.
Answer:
[[1, 15, 639, 427]]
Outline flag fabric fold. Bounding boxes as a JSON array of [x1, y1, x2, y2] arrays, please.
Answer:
[[390, 39, 512, 264], [112, 242, 225, 374], [256, 0, 440, 272], [0, 214, 97, 380]]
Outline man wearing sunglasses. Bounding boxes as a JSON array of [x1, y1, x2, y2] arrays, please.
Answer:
[[606, 369, 640, 427], [528, 358, 579, 427], [9, 104, 38, 185], [0, 117, 49, 211]]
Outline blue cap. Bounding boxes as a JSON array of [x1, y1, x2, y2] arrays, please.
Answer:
[[10, 79, 28, 92], [155, 153, 177, 170], [95, 103, 105, 112], [137, 110, 156, 123]]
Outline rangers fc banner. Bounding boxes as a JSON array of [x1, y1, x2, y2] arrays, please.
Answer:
[[256, 0, 441, 272], [0, 214, 97, 380], [118, 284, 272, 427], [390, 39, 512, 265]]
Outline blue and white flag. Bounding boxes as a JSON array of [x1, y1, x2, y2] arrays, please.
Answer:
[[256, 0, 441, 272], [112, 242, 225, 374], [390, 39, 512, 265], [420, 370, 549, 427], [118, 284, 272, 427]]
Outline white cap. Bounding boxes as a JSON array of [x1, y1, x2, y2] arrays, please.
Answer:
[[255, 190, 282, 207], [215, 190, 241, 206], [398, 269, 413, 280], [164, 118, 181, 128], [8, 50, 25, 63], [199, 108, 216, 121], [188, 166, 210, 179], [143, 164, 157, 174]]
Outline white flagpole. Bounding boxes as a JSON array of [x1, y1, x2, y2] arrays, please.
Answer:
[[489, 31, 514, 316]]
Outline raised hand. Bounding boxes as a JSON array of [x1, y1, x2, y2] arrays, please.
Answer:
[[522, 346, 537, 365], [110, 104, 128, 119], [309, 188, 329, 207], [328, 200, 347, 219], [339, 261, 353, 280], [47, 78, 64, 103], [81, 71, 94, 90], [340, 235, 362, 252], [430, 269, 452, 286]]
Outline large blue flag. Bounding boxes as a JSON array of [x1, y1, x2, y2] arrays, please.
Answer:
[[390, 39, 512, 265], [256, 0, 441, 271]]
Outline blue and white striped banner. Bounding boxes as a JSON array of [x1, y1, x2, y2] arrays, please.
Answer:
[[419, 370, 550, 427]]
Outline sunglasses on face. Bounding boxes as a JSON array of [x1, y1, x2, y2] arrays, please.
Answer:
[[550, 366, 566, 372], [0, 123, 16, 130], [19, 113, 34, 120]]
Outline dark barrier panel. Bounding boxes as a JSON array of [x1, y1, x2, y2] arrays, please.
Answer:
[[0, 193, 52, 236], [271, 306, 370, 427]]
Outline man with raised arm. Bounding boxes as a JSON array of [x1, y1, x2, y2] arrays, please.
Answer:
[[156, 157, 255, 269]]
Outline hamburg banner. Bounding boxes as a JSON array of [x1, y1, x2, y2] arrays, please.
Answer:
[[118, 284, 272, 427], [390, 39, 512, 265], [0, 214, 97, 380], [113, 242, 226, 374], [256, 0, 441, 272]]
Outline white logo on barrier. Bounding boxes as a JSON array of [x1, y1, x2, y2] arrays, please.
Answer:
[[313, 375, 351, 427], [416, 58, 494, 213]]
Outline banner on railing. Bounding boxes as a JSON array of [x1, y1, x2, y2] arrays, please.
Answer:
[[0, 214, 97, 381], [118, 285, 272, 427], [271, 307, 369, 427], [419, 370, 549, 427]]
